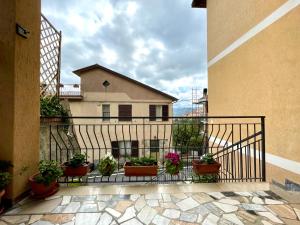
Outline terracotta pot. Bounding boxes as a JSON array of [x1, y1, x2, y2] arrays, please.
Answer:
[[192, 160, 221, 175], [124, 162, 158, 176], [40, 117, 64, 124], [29, 174, 59, 198], [62, 162, 90, 177]]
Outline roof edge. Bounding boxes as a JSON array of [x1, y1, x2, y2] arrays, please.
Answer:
[[73, 64, 178, 102]]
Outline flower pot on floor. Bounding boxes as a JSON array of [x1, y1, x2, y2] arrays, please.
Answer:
[[29, 174, 59, 198]]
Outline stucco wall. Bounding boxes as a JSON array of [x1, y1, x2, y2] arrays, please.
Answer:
[[0, 0, 40, 200], [80, 68, 175, 101], [207, 1, 300, 180], [207, 0, 287, 60]]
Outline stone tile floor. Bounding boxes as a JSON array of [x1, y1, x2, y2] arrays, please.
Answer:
[[1, 189, 300, 225]]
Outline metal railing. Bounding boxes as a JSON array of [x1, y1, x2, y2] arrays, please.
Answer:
[[59, 84, 82, 97], [40, 116, 266, 183]]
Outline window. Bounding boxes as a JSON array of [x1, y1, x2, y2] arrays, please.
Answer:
[[149, 105, 169, 121], [119, 105, 132, 121], [111, 140, 139, 158], [102, 104, 110, 121], [150, 140, 160, 153]]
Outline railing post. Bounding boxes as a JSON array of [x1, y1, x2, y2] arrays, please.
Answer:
[[261, 116, 266, 182]]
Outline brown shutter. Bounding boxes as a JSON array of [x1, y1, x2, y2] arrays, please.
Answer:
[[119, 105, 132, 121], [131, 141, 139, 157], [111, 141, 119, 158], [162, 105, 169, 121], [149, 105, 156, 121]]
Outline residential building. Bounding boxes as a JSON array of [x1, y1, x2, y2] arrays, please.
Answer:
[[192, 0, 300, 184], [60, 64, 177, 162]]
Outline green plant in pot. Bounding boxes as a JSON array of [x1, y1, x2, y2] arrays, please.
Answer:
[[165, 152, 183, 175], [0, 160, 13, 213], [40, 96, 69, 125], [29, 160, 63, 198], [63, 153, 90, 177], [98, 153, 117, 176], [124, 157, 158, 176], [192, 153, 221, 177]]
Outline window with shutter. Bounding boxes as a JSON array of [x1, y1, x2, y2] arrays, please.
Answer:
[[102, 104, 110, 121], [162, 105, 169, 121], [131, 141, 139, 157], [119, 105, 132, 121], [149, 105, 156, 121], [111, 141, 119, 158], [150, 140, 159, 152]]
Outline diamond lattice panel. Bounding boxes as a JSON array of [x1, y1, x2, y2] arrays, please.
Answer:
[[40, 14, 61, 96]]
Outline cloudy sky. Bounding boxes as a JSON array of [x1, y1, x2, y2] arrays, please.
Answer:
[[42, 0, 207, 108]]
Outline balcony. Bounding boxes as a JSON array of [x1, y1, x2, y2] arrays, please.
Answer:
[[40, 116, 266, 184], [59, 84, 83, 100]]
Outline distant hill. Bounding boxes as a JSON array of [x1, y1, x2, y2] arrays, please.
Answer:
[[173, 107, 193, 116]]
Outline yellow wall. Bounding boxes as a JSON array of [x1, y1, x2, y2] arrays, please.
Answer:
[[207, 1, 300, 178], [0, 0, 40, 200], [207, 0, 287, 60]]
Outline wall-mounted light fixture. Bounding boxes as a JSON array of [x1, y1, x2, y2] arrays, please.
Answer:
[[16, 23, 30, 39]]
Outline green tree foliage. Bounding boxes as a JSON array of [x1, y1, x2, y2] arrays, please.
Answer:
[[173, 119, 205, 154]]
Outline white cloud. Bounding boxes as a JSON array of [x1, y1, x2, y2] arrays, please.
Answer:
[[100, 46, 118, 65], [126, 2, 139, 17]]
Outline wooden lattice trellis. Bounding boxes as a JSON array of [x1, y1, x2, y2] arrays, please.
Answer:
[[40, 14, 61, 96]]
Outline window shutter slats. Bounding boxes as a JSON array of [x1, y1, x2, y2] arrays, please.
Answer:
[[119, 105, 132, 121], [111, 141, 119, 158], [162, 105, 169, 121], [149, 105, 156, 121], [131, 141, 139, 157]]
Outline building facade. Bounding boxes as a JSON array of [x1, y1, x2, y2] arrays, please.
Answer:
[[61, 64, 177, 163], [193, 0, 300, 183]]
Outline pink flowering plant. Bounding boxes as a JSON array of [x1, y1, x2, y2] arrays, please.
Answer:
[[165, 152, 183, 175]]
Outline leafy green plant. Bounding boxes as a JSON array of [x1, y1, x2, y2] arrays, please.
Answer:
[[98, 154, 117, 176], [0, 160, 13, 190], [40, 96, 68, 117], [173, 119, 204, 154], [200, 153, 215, 164], [34, 160, 63, 186], [192, 173, 218, 183], [128, 157, 157, 166], [69, 153, 86, 168], [0, 172, 12, 190]]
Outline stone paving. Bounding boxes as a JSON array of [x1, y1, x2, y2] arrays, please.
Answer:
[[1, 190, 300, 225]]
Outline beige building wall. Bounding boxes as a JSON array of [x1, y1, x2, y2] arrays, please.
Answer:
[[67, 68, 175, 162], [206, 1, 300, 183], [0, 0, 40, 200]]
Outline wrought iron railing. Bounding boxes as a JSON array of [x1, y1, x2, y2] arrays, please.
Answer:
[[40, 116, 266, 183], [59, 84, 82, 97]]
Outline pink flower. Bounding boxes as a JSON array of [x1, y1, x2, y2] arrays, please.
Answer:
[[165, 152, 181, 165]]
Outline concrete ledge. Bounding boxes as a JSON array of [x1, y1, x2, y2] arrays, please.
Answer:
[[55, 182, 270, 196]]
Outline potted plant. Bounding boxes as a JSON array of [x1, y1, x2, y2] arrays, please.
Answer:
[[192, 153, 221, 175], [124, 157, 158, 176], [0, 160, 12, 213], [40, 96, 68, 123], [165, 152, 183, 175], [98, 153, 117, 176], [29, 160, 63, 198], [62, 153, 90, 177]]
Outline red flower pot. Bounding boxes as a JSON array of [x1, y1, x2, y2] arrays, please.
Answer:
[[62, 163, 90, 177], [29, 174, 59, 198], [192, 160, 221, 175], [124, 162, 158, 176]]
